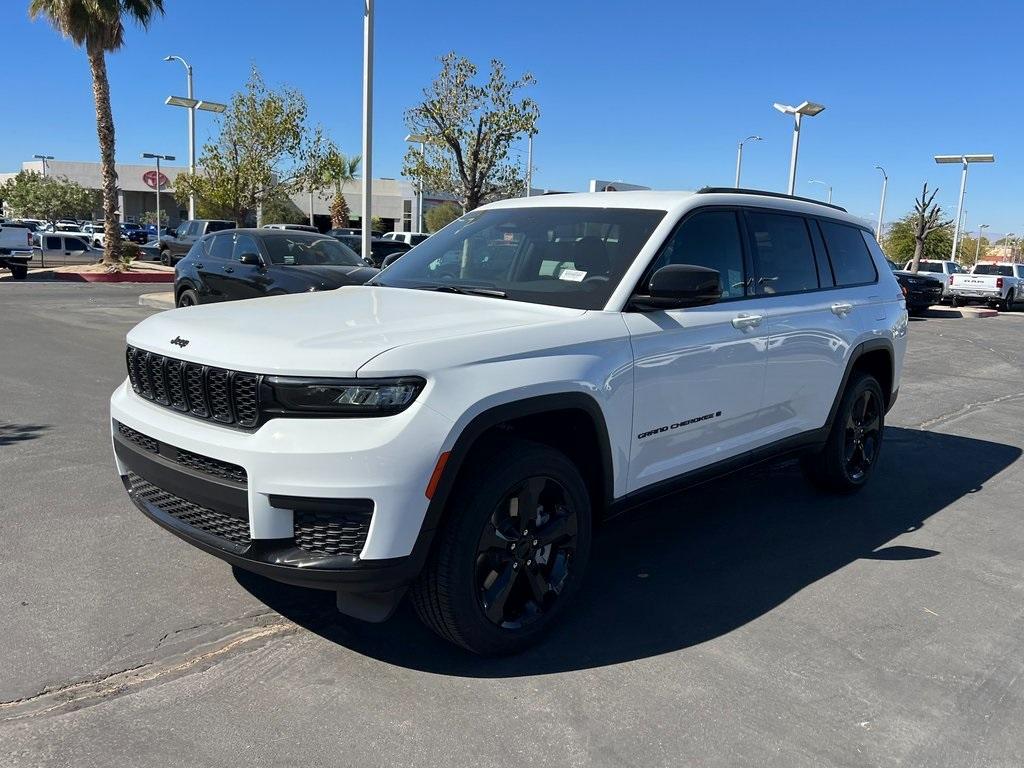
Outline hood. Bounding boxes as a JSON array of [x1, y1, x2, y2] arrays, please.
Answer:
[[281, 264, 378, 289], [127, 285, 585, 376]]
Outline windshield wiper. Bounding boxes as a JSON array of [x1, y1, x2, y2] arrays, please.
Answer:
[[421, 284, 508, 298]]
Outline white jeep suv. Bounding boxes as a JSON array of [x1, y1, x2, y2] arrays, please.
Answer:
[[111, 189, 907, 655]]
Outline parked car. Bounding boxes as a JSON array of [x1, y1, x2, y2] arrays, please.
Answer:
[[0, 221, 35, 279], [81, 222, 108, 249], [121, 222, 150, 245], [950, 262, 1024, 311], [33, 232, 100, 266], [262, 223, 319, 233], [886, 260, 943, 316], [330, 233, 411, 267], [112, 188, 907, 654], [382, 231, 431, 246], [157, 219, 236, 265], [902, 259, 964, 301], [173, 228, 378, 306]]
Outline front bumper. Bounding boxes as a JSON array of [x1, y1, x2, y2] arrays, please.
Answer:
[[111, 380, 453, 601]]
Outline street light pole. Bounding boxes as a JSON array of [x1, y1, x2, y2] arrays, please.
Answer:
[[735, 135, 762, 188], [874, 165, 888, 241], [141, 153, 175, 237], [975, 223, 988, 264], [361, 0, 374, 258], [773, 101, 825, 196], [164, 56, 194, 219], [405, 133, 428, 233], [808, 179, 832, 204], [34, 154, 54, 177], [525, 133, 534, 197], [935, 154, 995, 261]]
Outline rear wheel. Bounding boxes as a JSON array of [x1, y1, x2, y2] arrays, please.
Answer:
[[9, 263, 28, 280], [1002, 290, 1015, 312], [176, 288, 199, 308], [411, 439, 592, 655], [801, 371, 885, 495]]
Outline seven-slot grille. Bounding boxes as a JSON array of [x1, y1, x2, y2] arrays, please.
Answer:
[[126, 346, 260, 428]]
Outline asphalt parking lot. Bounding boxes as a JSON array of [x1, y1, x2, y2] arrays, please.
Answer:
[[2, 282, 1023, 767]]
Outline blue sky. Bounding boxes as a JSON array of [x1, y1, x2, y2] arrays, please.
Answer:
[[3, 0, 1020, 234]]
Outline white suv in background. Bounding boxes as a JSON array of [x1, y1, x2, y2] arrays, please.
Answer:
[[111, 189, 907, 654]]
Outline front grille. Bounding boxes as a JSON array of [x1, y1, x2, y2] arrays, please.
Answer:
[[175, 448, 247, 485], [294, 506, 372, 556], [127, 472, 251, 546], [126, 346, 260, 429]]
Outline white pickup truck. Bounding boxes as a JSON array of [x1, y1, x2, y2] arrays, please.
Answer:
[[950, 262, 1024, 310], [0, 221, 35, 279]]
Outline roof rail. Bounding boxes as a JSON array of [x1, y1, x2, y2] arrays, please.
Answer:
[[696, 186, 848, 213]]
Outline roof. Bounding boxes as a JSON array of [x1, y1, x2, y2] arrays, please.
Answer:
[[481, 188, 868, 227]]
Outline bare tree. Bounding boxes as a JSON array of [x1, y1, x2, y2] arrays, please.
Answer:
[[910, 183, 953, 272]]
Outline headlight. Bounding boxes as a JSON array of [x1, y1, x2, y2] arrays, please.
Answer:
[[263, 376, 425, 417]]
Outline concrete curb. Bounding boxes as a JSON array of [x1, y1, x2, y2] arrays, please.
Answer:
[[959, 308, 999, 319], [139, 292, 175, 310]]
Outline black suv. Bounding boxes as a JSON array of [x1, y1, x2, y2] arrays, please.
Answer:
[[174, 228, 378, 306], [158, 220, 236, 266]]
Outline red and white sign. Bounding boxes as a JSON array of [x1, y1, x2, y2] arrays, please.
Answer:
[[143, 170, 170, 190]]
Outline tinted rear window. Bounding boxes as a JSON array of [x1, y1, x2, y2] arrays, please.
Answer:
[[819, 221, 877, 286], [972, 264, 1013, 276], [206, 221, 236, 233]]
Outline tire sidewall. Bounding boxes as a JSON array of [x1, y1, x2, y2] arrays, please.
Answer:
[[441, 442, 592, 654], [830, 373, 885, 490], [177, 288, 198, 308]]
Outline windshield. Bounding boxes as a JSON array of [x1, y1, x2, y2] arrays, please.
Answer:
[[263, 234, 365, 267], [374, 206, 666, 309], [972, 264, 1013, 276]]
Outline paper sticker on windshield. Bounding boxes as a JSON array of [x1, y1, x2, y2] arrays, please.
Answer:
[[559, 268, 587, 282]]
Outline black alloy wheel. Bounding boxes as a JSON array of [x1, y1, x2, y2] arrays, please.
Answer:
[[475, 476, 579, 630], [176, 288, 199, 308], [843, 388, 881, 482]]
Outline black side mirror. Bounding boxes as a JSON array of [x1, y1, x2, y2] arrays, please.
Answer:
[[239, 252, 263, 267], [631, 264, 721, 311]]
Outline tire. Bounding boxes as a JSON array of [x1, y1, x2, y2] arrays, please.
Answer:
[[176, 288, 199, 308], [411, 439, 593, 655], [10, 263, 28, 280], [801, 371, 885, 495], [160, 249, 172, 267], [1002, 290, 1014, 312]]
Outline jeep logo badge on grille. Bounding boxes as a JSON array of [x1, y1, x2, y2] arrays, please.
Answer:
[[170, 336, 190, 348]]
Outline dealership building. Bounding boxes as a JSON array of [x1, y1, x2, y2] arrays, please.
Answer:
[[0, 159, 433, 232]]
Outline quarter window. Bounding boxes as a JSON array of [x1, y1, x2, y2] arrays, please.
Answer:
[[65, 237, 88, 250], [820, 221, 877, 286], [649, 210, 746, 299], [745, 211, 819, 295]]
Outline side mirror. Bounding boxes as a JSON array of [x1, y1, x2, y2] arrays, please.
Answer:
[[166, 229, 177, 238], [239, 252, 263, 266], [631, 264, 721, 311]]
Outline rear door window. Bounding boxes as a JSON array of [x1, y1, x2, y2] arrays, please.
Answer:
[[44, 236, 61, 250], [819, 221, 877, 286], [207, 232, 235, 260], [206, 221, 235, 233], [65, 237, 89, 251], [744, 211, 819, 295]]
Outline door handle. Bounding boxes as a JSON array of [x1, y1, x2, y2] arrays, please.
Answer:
[[223, 266, 234, 273], [831, 302, 854, 317], [731, 313, 765, 330], [195, 263, 204, 269]]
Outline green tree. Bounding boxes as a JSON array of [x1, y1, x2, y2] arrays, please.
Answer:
[[371, 216, 386, 233], [883, 184, 953, 270], [174, 66, 329, 226], [29, 0, 165, 267], [403, 53, 539, 211], [0, 170, 95, 227], [425, 201, 462, 233], [261, 189, 309, 225], [140, 209, 167, 227], [319, 148, 359, 228]]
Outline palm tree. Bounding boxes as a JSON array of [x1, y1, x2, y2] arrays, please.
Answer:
[[321, 151, 360, 228], [29, 0, 165, 267]]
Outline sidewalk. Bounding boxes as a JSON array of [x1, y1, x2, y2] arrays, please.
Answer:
[[139, 291, 174, 310]]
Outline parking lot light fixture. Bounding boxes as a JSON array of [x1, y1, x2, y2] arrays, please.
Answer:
[[934, 154, 995, 260], [735, 135, 762, 188], [808, 178, 832, 204], [196, 100, 227, 113], [141, 153, 175, 240], [773, 101, 825, 195], [874, 166, 888, 241], [33, 154, 55, 177]]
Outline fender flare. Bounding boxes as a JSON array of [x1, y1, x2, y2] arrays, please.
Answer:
[[825, 337, 896, 427]]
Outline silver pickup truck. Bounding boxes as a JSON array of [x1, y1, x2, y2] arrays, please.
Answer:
[[950, 262, 1024, 311], [0, 221, 35, 279]]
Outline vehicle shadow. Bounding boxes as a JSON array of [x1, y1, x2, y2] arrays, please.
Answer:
[[0, 423, 49, 447], [234, 426, 1019, 676]]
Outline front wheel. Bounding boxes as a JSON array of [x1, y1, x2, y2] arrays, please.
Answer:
[[801, 371, 885, 495], [411, 439, 592, 655]]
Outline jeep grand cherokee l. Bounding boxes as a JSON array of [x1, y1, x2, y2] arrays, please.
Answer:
[[111, 189, 908, 655]]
